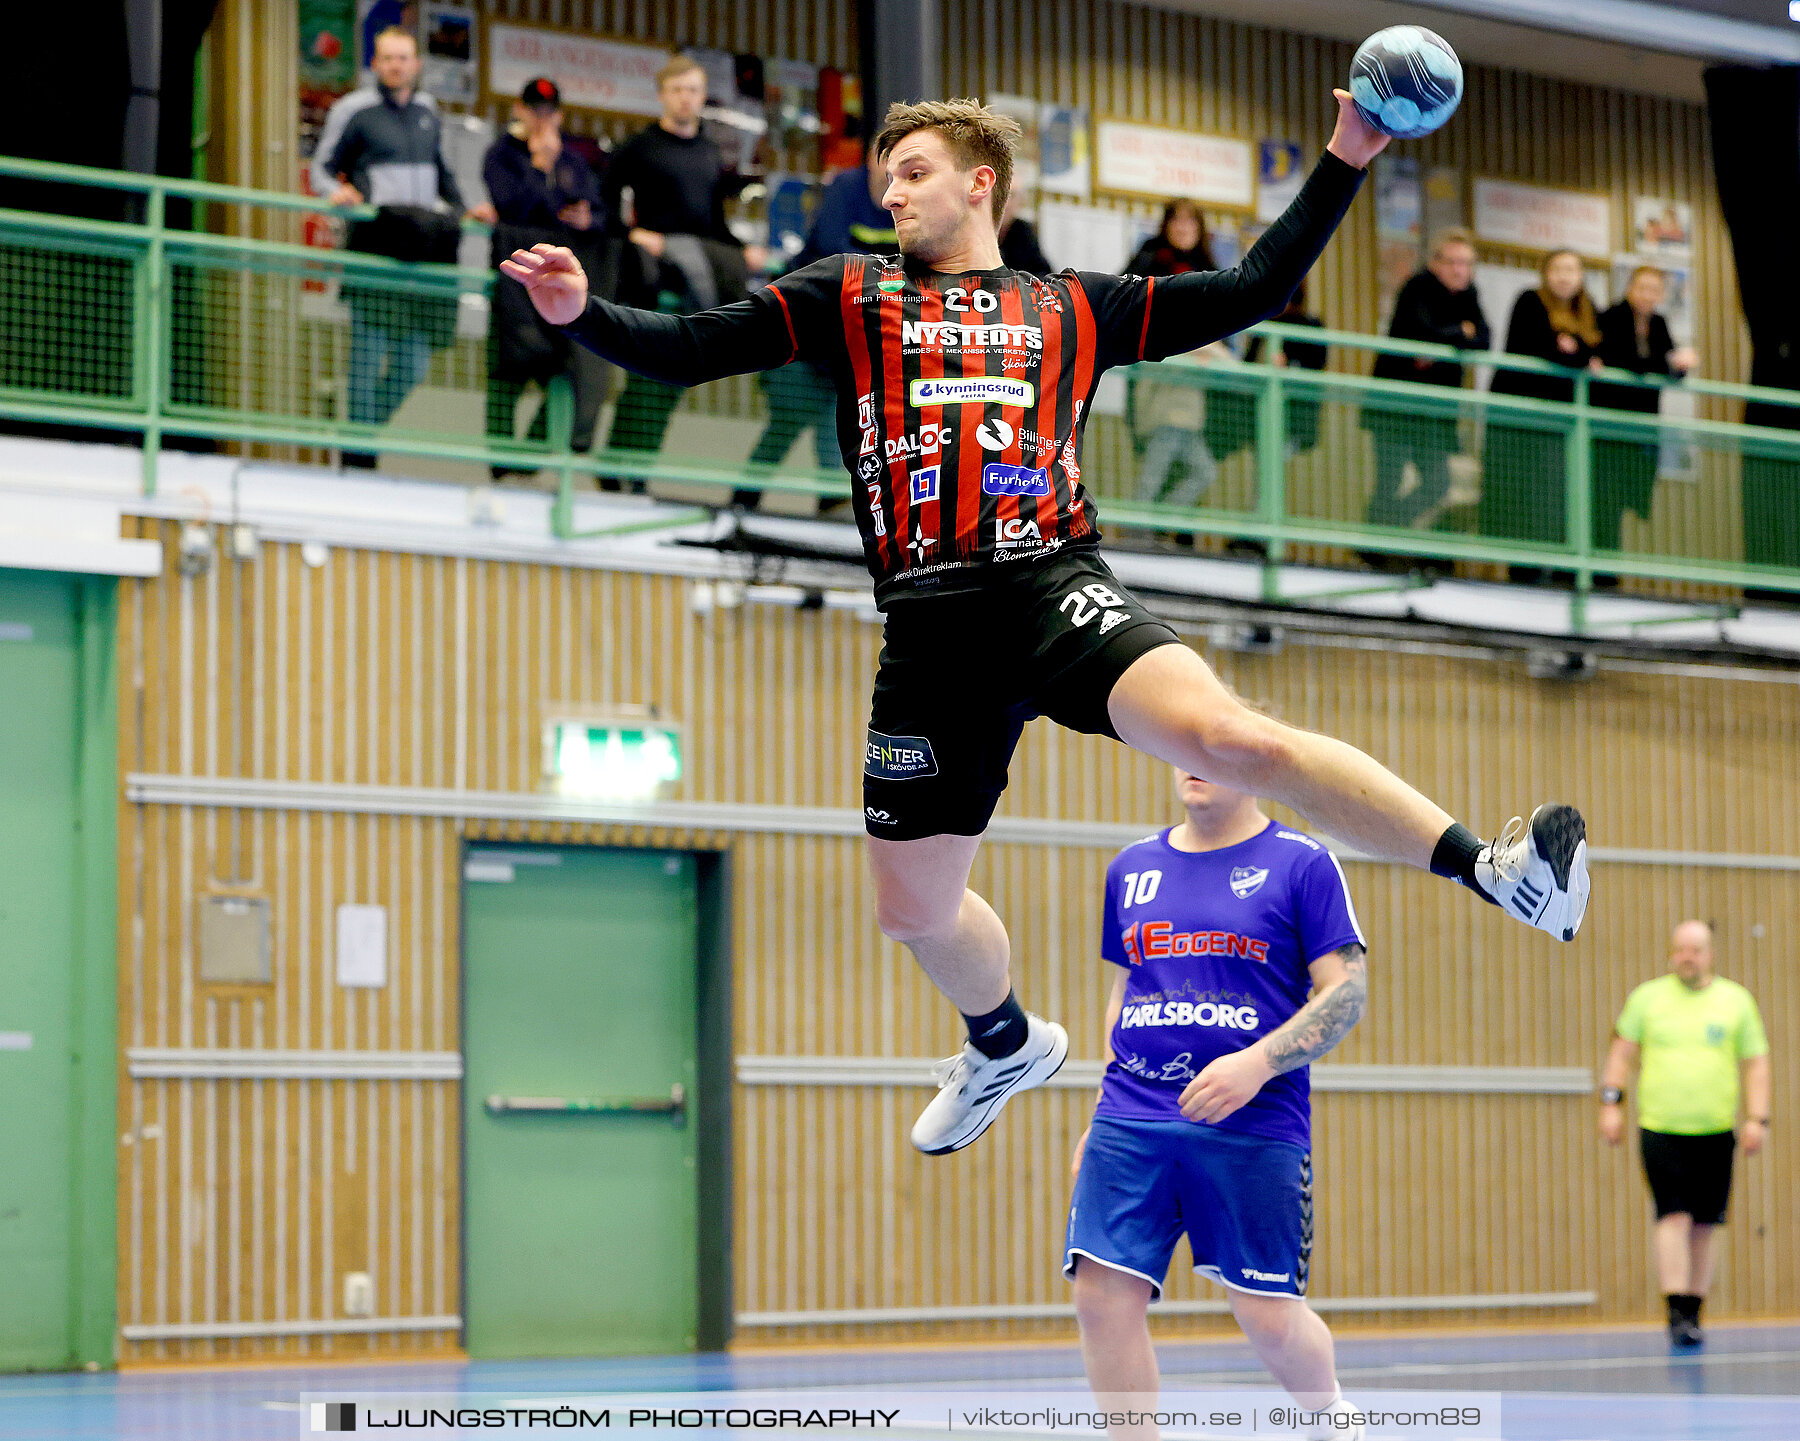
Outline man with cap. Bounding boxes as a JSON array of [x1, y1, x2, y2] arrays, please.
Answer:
[[481, 78, 610, 482]]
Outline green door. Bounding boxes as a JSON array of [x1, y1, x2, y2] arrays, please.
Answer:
[[0, 571, 113, 1371], [463, 846, 700, 1358]]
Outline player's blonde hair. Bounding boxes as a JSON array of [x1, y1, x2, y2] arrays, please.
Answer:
[[873, 98, 1021, 225]]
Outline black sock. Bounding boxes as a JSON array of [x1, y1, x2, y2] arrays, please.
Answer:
[[1431, 822, 1496, 903], [963, 990, 1029, 1060], [1666, 1293, 1684, 1327], [1667, 1293, 1702, 1326]]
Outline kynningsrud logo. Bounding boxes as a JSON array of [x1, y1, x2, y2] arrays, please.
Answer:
[[310, 1402, 356, 1432], [1230, 865, 1269, 899], [908, 377, 1034, 408], [981, 463, 1051, 498], [865, 730, 938, 780]]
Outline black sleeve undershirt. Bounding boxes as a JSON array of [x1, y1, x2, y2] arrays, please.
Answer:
[[558, 255, 843, 386]]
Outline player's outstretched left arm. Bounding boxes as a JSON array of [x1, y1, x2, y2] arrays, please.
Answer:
[[501, 243, 813, 387], [1178, 943, 1368, 1124], [1132, 92, 1388, 359]]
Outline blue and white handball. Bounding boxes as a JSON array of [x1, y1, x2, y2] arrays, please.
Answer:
[[1349, 26, 1463, 140]]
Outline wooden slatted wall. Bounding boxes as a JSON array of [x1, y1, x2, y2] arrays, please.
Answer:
[[115, 519, 1798, 1359]]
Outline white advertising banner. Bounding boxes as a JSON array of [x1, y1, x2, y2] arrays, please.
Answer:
[[1473, 178, 1611, 258], [1095, 121, 1253, 208], [487, 24, 667, 116]]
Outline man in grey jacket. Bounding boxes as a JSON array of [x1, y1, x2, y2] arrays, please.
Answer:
[[312, 26, 491, 466]]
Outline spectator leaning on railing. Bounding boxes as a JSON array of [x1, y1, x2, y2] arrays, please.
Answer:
[[1125, 199, 1230, 509], [1589, 266, 1697, 576], [599, 53, 763, 485], [741, 148, 897, 509], [482, 77, 611, 484], [1479, 247, 1602, 582], [1361, 228, 1490, 550], [311, 25, 494, 469]]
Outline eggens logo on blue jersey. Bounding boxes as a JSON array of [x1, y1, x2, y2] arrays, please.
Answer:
[[908, 378, 1034, 407]]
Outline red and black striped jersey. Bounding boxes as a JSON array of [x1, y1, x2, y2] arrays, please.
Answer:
[[562, 152, 1363, 604]]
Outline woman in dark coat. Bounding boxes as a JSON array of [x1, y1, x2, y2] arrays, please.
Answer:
[[1478, 249, 1602, 566], [1590, 265, 1696, 556], [1124, 200, 1226, 505]]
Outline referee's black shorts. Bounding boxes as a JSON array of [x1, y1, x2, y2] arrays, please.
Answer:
[[863, 545, 1181, 841], [1640, 1128, 1737, 1224]]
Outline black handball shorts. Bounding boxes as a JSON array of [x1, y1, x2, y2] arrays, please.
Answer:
[[1640, 1128, 1737, 1224], [862, 546, 1182, 841]]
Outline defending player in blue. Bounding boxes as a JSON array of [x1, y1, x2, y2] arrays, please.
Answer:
[[1066, 768, 1370, 1441]]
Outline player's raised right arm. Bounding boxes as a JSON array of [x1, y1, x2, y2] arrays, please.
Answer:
[[500, 243, 813, 387]]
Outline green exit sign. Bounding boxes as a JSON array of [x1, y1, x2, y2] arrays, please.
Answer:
[[545, 721, 682, 799]]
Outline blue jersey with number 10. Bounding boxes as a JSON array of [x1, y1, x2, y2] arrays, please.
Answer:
[[1098, 821, 1365, 1148]]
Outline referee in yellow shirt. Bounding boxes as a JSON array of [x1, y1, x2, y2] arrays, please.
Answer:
[[1600, 920, 1770, 1349]]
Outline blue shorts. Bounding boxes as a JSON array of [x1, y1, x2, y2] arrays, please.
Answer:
[[1063, 1116, 1313, 1300]]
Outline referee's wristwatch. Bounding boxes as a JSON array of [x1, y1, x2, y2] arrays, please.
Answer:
[[1599, 1086, 1624, 1106]]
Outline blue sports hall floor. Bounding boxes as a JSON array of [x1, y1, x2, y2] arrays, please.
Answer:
[[3, 1322, 1796, 1440]]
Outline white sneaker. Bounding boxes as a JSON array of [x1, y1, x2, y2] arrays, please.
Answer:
[[910, 1013, 1068, 1155], [1476, 803, 1590, 941]]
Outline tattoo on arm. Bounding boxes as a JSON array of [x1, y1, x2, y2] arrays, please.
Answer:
[[1261, 944, 1368, 1075]]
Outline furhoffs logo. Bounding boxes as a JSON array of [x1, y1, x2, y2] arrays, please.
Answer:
[[1229, 866, 1269, 899]]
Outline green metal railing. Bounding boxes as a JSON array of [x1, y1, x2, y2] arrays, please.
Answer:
[[1122, 323, 1800, 620], [3, 151, 1799, 615]]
